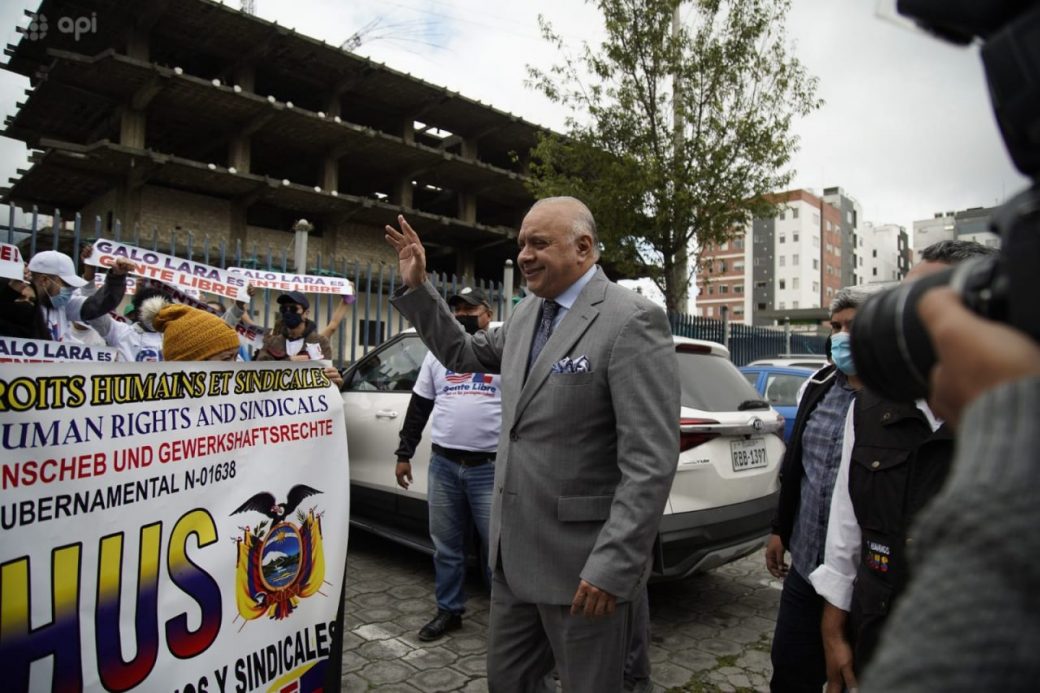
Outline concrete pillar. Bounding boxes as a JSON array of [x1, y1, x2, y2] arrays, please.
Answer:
[[119, 108, 146, 149], [455, 247, 475, 280], [460, 136, 478, 161], [125, 26, 149, 61], [457, 192, 477, 224], [326, 94, 341, 118], [228, 136, 251, 172], [401, 119, 415, 145], [230, 201, 248, 247], [322, 156, 338, 193], [391, 178, 413, 208]]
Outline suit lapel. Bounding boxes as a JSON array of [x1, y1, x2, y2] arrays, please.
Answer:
[[513, 270, 607, 422]]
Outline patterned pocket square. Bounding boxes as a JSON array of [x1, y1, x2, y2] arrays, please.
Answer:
[[551, 355, 591, 374]]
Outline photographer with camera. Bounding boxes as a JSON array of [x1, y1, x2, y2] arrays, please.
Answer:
[[845, 2, 1040, 689]]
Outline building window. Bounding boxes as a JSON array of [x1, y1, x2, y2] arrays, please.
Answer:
[[793, 254, 799, 266], [813, 213, 821, 225], [755, 281, 767, 289], [708, 286, 714, 294], [813, 236, 820, 248], [826, 287, 834, 298], [734, 306, 744, 315], [779, 233, 786, 244], [872, 249, 878, 257], [813, 259, 819, 270], [812, 281, 819, 292], [873, 267, 878, 276], [719, 285, 729, 294], [793, 301, 799, 308], [757, 302, 767, 310], [779, 256, 786, 267], [792, 208, 799, 219], [792, 277, 800, 289], [858, 257, 864, 267], [779, 279, 786, 290], [779, 209, 786, 220], [779, 301, 785, 309], [793, 232, 799, 242], [734, 261, 745, 270], [735, 284, 744, 294], [734, 238, 745, 249], [704, 306, 712, 317], [719, 260, 727, 272]]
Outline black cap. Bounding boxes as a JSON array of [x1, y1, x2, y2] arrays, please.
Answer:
[[277, 291, 309, 310], [448, 286, 490, 308]]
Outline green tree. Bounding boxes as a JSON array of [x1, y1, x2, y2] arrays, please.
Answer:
[[526, 0, 821, 312]]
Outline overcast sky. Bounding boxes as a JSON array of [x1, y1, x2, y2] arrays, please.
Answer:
[[0, 0, 1028, 236]]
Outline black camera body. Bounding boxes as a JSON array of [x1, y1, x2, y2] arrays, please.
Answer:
[[850, 1, 1040, 402]]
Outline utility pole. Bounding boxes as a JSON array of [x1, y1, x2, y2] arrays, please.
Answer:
[[672, 3, 690, 314]]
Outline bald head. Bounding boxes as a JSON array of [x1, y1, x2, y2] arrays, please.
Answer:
[[517, 196, 600, 299]]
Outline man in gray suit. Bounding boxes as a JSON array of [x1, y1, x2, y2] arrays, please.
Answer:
[[385, 196, 679, 692]]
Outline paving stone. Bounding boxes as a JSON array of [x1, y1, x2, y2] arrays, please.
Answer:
[[341, 671, 367, 691], [458, 679, 489, 693], [402, 646, 459, 670], [371, 683, 422, 692], [735, 649, 773, 674], [359, 660, 419, 686], [453, 654, 488, 676], [354, 622, 407, 641], [442, 635, 490, 654], [356, 607, 400, 623], [411, 667, 470, 692], [393, 584, 432, 599], [398, 598, 434, 614], [665, 647, 717, 672], [359, 638, 416, 660], [355, 591, 398, 608], [647, 661, 696, 688], [696, 637, 744, 657]]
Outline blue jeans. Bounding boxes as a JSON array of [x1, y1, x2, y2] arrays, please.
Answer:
[[428, 452, 494, 614], [770, 567, 826, 692]]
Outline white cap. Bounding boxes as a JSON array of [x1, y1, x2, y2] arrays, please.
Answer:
[[27, 250, 87, 288]]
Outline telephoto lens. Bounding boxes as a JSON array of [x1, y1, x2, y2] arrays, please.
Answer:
[[851, 256, 1002, 402]]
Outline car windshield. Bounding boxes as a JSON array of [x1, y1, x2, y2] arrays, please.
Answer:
[[677, 351, 764, 411]]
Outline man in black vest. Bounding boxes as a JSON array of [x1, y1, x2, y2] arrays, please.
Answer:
[[810, 240, 997, 692]]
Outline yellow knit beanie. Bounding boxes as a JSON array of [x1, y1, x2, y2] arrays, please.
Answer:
[[149, 302, 240, 361]]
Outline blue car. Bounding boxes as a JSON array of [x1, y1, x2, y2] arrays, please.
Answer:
[[739, 365, 817, 444]]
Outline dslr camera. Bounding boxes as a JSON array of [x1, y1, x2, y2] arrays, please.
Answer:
[[851, 0, 1040, 402]]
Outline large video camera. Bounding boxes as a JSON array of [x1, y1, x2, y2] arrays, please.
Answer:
[[851, 0, 1040, 402]]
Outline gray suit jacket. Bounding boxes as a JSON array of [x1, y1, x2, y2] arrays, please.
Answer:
[[392, 268, 679, 604]]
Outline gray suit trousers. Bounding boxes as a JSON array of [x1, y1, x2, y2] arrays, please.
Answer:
[[487, 568, 633, 693]]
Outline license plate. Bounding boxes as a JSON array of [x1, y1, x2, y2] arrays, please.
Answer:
[[731, 438, 768, 472]]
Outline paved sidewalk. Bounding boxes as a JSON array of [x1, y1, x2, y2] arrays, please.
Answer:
[[340, 531, 782, 692]]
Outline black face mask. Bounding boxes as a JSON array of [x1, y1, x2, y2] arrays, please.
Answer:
[[456, 315, 481, 335], [281, 308, 303, 330]]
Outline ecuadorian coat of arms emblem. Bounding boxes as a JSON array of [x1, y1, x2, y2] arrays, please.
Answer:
[[231, 484, 328, 621]]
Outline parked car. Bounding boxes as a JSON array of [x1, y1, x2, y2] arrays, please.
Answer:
[[340, 330, 785, 581], [747, 353, 829, 371], [739, 365, 816, 443]]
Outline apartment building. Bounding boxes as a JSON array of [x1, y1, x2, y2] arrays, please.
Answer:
[[912, 206, 1001, 262], [860, 222, 911, 285], [696, 189, 843, 324]]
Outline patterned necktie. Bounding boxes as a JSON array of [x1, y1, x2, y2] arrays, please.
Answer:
[[527, 299, 560, 373]]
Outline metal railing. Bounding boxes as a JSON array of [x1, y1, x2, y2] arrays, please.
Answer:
[[7, 208, 825, 367]]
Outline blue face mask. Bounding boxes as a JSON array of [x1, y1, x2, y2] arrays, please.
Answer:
[[48, 284, 75, 310], [830, 331, 856, 375]]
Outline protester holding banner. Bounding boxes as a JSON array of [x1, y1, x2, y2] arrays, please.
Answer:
[[256, 291, 332, 361], [20, 249, 133, 342]]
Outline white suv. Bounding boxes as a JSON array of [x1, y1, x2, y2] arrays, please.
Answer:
[[341, 331, 785, 580]]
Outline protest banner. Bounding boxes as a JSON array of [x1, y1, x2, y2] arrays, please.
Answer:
[[0, 360, 349, 691], [0, 336, 117, 363], [87, 239, 250, 303], [93, 273, 202, 299], [1, 242, 24, 281], [228, 268, 355, 300]]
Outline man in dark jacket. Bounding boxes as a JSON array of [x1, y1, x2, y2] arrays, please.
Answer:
[[255, 291, 331, 361]]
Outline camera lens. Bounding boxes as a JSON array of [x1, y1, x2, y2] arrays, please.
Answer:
[[851, 268, 953, 402]]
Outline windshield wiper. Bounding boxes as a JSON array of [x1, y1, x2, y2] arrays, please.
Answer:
[[738, 399, 770, 410]]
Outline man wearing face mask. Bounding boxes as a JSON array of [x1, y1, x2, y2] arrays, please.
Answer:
[[766, 286, 870, 693], [255, 291, 331, 361], [20, 250, 132, 342], [394, 286, 500, 642]]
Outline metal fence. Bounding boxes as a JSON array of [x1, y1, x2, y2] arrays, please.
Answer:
[[7, 208, 826, 366]]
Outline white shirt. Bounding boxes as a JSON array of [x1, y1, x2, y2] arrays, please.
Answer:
[[809, 399, 942, 611], [414, 351, 502, 453], [549, 264, 598, 328]]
